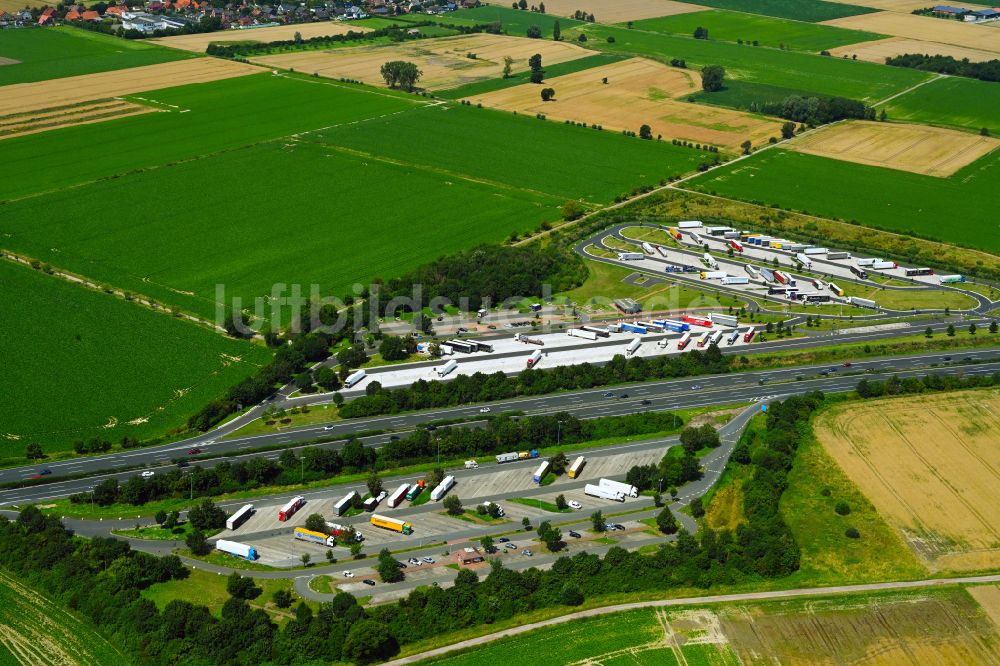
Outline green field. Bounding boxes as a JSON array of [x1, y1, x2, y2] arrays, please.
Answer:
[[447, 7, 925, 102], [684, 148, 1000, 252], [448, 6, 583, 33], [422, 609, 663, 665], [631, 10, 884, 52], [881, 75, 1000, 136], [0, 73, 421, 202], [0, 260, 269, 452], [0, 569, 128, 665], [439, 53, 628, 99], [678, 0, 877, 22], [0, 25, 192, 86]]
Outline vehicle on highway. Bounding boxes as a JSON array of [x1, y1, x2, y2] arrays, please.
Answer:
[[389, 435, 400, 441], [140, 471, 155, 478], [619, 393, 629, 399], [569, 531, 581, 538], [34, 469, 51, 476], [479, 407, 491, 413], [640, 399, 651, 406], [568, 500, 582, 510], [187, 448, 202, 455], [176, 460, 189, 468], [691, 384, 702, 390], [321, 426, 335, 431], [943, 356, 952, 361], [363, 579, 376, 586], [422, 556, 434, 563], [604, 391, 615, 398], [522, 549, 533, 557], [498, 537, 510, 543], [343, 571, 354, 578], [842, 362, 852, 367]]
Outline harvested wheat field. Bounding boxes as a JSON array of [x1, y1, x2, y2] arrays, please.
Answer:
[[466, 57, 783, 151], [814, 390, 1000, 572], [152, 21, 369, 53], [826, 0, 989, 12], [715, 590, 1000, 665], [824, 11, 1000, 54], [0, 58, 262, 117], [253, 34, 590, 90], [535, 0, 706, 22], [970, 585, 1000, 631], [788, 120, 1000, 176], [830, 36, 1000, 63], [0, 98, 155, 140]]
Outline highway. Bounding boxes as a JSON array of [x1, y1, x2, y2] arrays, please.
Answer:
[[5, 348, 999, 505]]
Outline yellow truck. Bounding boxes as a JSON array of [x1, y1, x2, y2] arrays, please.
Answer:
[[370, 514, 413, 535]]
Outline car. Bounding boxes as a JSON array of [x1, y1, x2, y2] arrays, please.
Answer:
[[569, 531, 582, 539], [396, 561, 407, 568], [498, 537, 510, 543], [457, 327, 468, 333], [943, 356, 952, 361], [389, 435, 400, 440], [343, 571, 355, 578], [964, 356, 973, 362], [568, 500, 582, 510], [604, 391, 615, 398], [140, 471, 155, 478], [176, 460, 189, 468], [842, 362, 853, 367], [321, 426, 336, 431], [376, 491, 388, 502], [503, 542, 517, 549], [691, 384, 702, 390], [37, 469, 51, 476], [407, 558, 421, 566], [640, 399, 651, 406], [187, 447, 202, 455], [422, 556, 434, 563], [619, 393, 628, 399], [521, 549, 533, 557], [613, 523, 625, 531], [437, 316, 444, 322], [479, 407, 491, 413], [362, 579, 376, 586]]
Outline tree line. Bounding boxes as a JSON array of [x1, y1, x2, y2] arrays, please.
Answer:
[[69, 410, 683, 509], [886, 53, 1000, 84], [206, 23, 431, 58], [340, 345, 732, 418], [855, 370, 1000, 399]]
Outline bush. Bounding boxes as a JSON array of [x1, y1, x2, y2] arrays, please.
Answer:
[[845, 527, 860, 539], [835, 501, 851, 516]]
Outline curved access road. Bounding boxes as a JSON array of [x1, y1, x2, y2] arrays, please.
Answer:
[[382, 573, 1000, 665]]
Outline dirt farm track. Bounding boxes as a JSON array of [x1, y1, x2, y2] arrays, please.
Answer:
[[815, 390, 1000, 572]]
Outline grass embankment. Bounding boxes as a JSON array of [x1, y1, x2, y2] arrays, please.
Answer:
[[228, 403, 341, 438], [443, 510, 508, 525], [508, 498, 574, 513], [112, 522, 219, 541]]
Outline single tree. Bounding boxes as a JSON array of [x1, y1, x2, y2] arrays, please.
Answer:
[[481, 535, 495, 553], [366, 472, 383, 498], [377, 548, 403, 583], [164, 510, 180, 530], [540, 87, 555, 101], [879, 109, 887, 121], [639, 124, 653, 140], [155, 510, 168, 525], [350, 541, 363, 559], [970, 323, 978, 334], [741, 140, 752, 155], [781, 121, 796, 139], [522, 516, 532, 530], [380, 60, 422, 91], [552, 19, 560, 40], [300, 553, 311, 567], [502, 55, 514, 78], [226, 572, 261, 599], [560, 582, 584, 605], [693, 26, 708, 39], [925, 326, 933, 337], [550, 451, 568, 474], [656, 505, 678, 534], [947, 324, 956, 336], [990, 320, 998, 334], [25, 443, 44, 460], [305, 513, 327, 533], [981, 127, 990, 136], [443, 493, 463, 515], [591, 510, 606, 532], [835, 501, 851, 516], [186, 529, 210, 555], [555, 494, 568, 510], [701, 64, 725, 92], [273, 589, 294, 608], [526, 24, 541, 38]]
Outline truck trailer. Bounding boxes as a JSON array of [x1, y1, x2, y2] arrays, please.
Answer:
[[625, 338, 642, 356], [387, 483, 410, 508], [804, 247, 828, 255], [829, 282, 845, 297], [370, 514, 413, 535], [871, 261, 898, 270], [294, 527, 336, 548], [700, 271, 727, 280], [849, 297, 877, 309], [726, 330, 740, 345], [652, 319, 689, 333], [708, 312, 738, 327], [344, 369, 366, 388], [598, 478, 639, 498], [708, 330, 724, 347], [641, 242, 655, 255], [759, 268, 776, 283], [827, 251, 851, 260], [696, 331, 710, 348], [795, 253, 813, 269], [333, 491, 358, 517], [435, 359, 458, 377], [278, 496, 304, 522], [618, 252, 644, 261], [621, 323, 647, 334], [745, 265, 761, 278], [939, 274, 966, 283], [703, 253, 719, 269], [405, 481, 425, 501], [676, 332, 692, 350], [568, 328, 598, 341], [849, 266, 869, 280], [728, 240, 744, 252], [722, 276, 749, 285], [682, 315, 713, 328], [526, 349, 543, 368], [324, 522, 363, 542], [678, 220, 702, 229], [495, 452, 521, 464], [226, 504, 254, 531], [743, 328, 756, 343], [857, 257, 881, 267], [430, 475, 455, 501], [216, 540, 259, 561], [584, 484, 625, 502], [533, 460, 550, 484], [904, 267, 933, 277], [582, 326, 611, 338], [567, 456, 586, 479]]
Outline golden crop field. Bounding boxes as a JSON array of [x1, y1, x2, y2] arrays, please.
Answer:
[[252, 33, 590, 90], [152, 21, 368, 53], [0, 98, 154, 141], [824, 11, 1000, 54], [465, 57, 783, 151], [825, 0, 989, 12], [788, 120, 1000, 177], [830, 36, 1000, 63], [535, 0, 707, 22], [815, 390, 1000, 572], [0, 58, 262, 117]]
